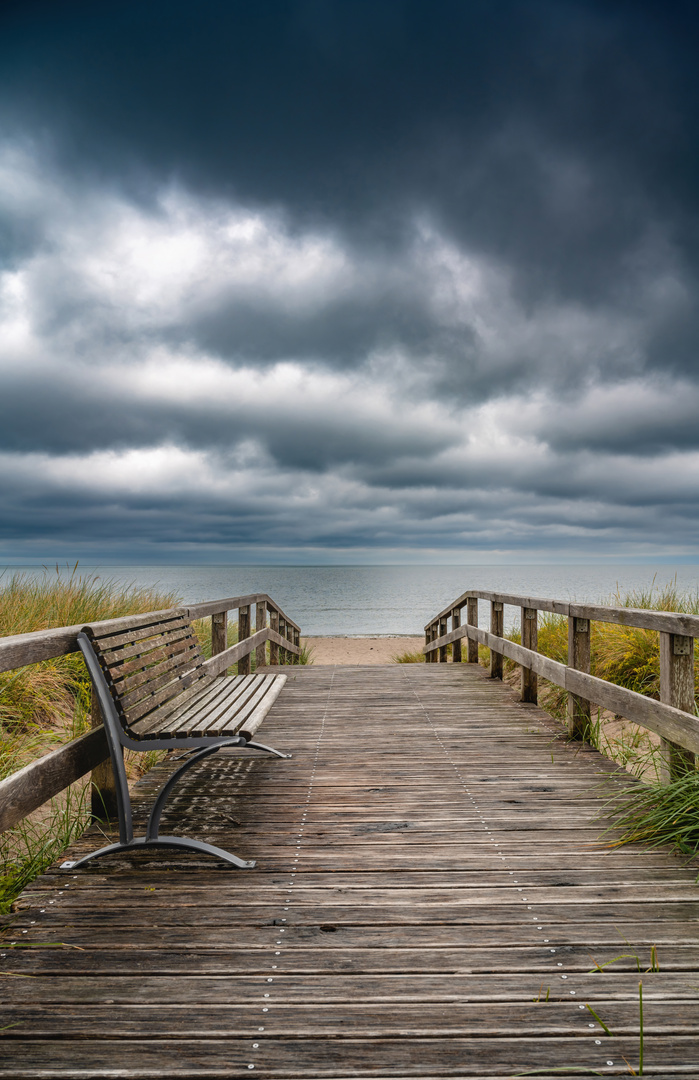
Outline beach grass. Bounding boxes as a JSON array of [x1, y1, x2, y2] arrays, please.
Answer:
[[604, 768, 699, 857], [393, 647, 427, 663]]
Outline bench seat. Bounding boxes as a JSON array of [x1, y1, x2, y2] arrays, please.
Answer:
[[61, 608, 289, 872]]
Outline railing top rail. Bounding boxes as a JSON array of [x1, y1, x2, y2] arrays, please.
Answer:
[[425, 588, 699, 637], [0, 594, 300, 674], [185, 594, 300, 631]]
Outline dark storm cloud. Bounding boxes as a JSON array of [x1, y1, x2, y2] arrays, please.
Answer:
[[1, 0, 699, 560], [2, 0, 697, 307]]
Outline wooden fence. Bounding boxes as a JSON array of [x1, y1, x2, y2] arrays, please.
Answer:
[[0, 594, 301, 832], [424, 589, 699, 781]]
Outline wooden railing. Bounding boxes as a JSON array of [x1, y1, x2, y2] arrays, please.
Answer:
[[0, 594, 301, 832], [424, 589, 699, 782]]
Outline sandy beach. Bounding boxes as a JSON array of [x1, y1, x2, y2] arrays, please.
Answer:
[[303, 636, 424, 665]]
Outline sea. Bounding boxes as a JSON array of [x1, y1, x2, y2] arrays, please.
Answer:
[[2, 563, 698, 637]]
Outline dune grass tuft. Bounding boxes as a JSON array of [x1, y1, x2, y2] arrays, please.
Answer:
[[393, 648, 426, 663], [604, 769, 699, 856]]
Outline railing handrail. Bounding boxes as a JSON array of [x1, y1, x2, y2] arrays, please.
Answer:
[[0, 593, 300, 674], [424, 588, 698, 782], [425, 588, 699, 638]]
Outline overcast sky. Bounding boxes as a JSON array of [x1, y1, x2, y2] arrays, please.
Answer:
[[1, 0, 698, 564]]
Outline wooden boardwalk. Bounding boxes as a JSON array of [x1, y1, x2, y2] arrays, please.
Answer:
[[2, 662, 699, 1077]]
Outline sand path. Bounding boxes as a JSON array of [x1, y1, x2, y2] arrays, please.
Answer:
[[303, 636, 423, 665]]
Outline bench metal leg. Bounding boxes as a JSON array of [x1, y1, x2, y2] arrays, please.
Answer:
[[62, 739, 256, 870], [61, 836, 255, 870], [146, 744, 233, 840], [245, 740, 290, 759]]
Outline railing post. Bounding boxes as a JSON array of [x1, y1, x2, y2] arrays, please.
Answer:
[[287, 623, 295, 664], [90, 685, 118, 822], [659, 632, 695, 780], [255, 601, 267, 670], [521, 607, 538, 704], [238, 605, 251, 675], [466, 598, 479, 664], [427, 622, 437, 662], [567, 616, 591, 739], [278, 615, 287, 664], [439, 616, 448, 662], [452, 608, 461, 663], [293, 628, 300, 664], [490, 601, 503, 679], [211, 610, 227, 677], [269, 607, 279, 665]]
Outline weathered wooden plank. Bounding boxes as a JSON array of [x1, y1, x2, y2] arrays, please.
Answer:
[[90, 613, 187, 651], [568, 614, 591, 739], [0, 727, 108, 833], [0, 1035, 692, 1077], [7, 942, 699, 976], [3, 661, 699, 1079], [2, 999, 697, 1037], [0, 972, 693, 1006], [659, 630, 696, 778], [186, 595, 300, 633]]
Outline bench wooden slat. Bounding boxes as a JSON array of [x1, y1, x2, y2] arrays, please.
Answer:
[[158, 676, 257, 736], [183, 678, 272, 738], [120, 666, 210, 727], [238, 676, 287, 740], [117, 646, 206, 708], [104, 627, 197, 674], [193, 676, 280, 738], [130, 677, 247, 739], [91, 614, 188, 651], [114, 639, 202, 694]]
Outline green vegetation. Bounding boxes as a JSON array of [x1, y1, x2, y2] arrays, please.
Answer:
[[605, 768, 699, 857], [297, 640, 315, 666], [0, 565, 179, 773], [393, 647, 427, 663]]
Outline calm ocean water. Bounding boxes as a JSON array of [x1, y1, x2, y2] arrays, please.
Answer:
[[3, 563, 698, 636]]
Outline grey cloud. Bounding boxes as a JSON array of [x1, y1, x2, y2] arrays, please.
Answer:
[[1, 0, 699, 562], [2, 2, 698, 318]]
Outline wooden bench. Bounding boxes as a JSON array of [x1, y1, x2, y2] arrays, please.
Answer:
[[61, 609, 288, 871]]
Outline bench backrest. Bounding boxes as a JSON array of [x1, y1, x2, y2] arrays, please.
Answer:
[[84, 611, 214, 734]]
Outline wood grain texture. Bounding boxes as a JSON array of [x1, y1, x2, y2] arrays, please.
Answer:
[[3, 662, 699, 1077], [659, 631, 696, 779], [567, 615, 591, 739], [256, 601, 268, 671], [0, 727, 108, 832], [521, 606, 538, 704]]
